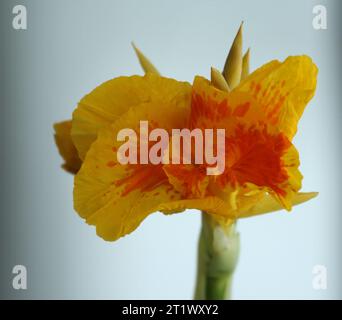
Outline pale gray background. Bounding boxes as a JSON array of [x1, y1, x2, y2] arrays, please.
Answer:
[[1, 0, 341, 299]]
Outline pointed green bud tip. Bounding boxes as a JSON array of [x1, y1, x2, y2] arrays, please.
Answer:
[[222, 22, 243, 89], [131, 42, 160, 75], [211, 67, 231, 92], [241, 48, 250, 81]]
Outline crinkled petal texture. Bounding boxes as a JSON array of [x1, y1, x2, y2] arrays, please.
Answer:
[[73, 76, 258, 241], [72, 73, 191, 160], [237, 55, 318, 139], [166, 55, 317, 212], [54, 120, 82, 174], [74, 76, 198, 241], [73, 56, 318, 241]]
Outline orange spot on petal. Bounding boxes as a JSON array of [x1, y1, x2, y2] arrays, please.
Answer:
[[116, 165, 168, 196], [233, 102, 250, 117], [107, 161, 116, 168]]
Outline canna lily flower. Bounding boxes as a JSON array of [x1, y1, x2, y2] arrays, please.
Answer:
[[54, 60, 317, 241], [53, 24, 318, 299]]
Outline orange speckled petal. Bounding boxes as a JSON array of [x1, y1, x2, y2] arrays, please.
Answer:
[[217, 127, 301, 209], [190, 76, 264, 133], [236, 55, 318, 139], [74, 89, 191, 241]]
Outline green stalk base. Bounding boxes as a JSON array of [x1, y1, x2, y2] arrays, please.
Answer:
[[194, 212, 240, 300]]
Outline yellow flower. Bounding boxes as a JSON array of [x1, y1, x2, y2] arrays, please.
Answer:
[[67, 61, 317, 241], [54, 42, 318, 242]]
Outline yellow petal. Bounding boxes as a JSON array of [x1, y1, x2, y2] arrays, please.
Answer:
[[132, 42, 160, 75], [236, 55, 318, 139], [160, 197, 233, 220], [191, 75, 303, 209], [278, 143, 303, 209], [222, 23, 243, 89], [53, 120, 82, 174], [241, 48, 250, 81], [239, 192, 318, 218], [190, 75, 266, 131], [239, 59, 280, 86], [72, 74, 190, 160], [211, 67, 230, 92], [74, 82, 191, 241]]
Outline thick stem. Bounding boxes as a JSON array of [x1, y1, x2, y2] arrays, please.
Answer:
[[194, 212, 240, 300]]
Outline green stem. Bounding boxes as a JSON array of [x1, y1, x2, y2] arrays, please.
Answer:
[[194, 212, 240, 300]]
